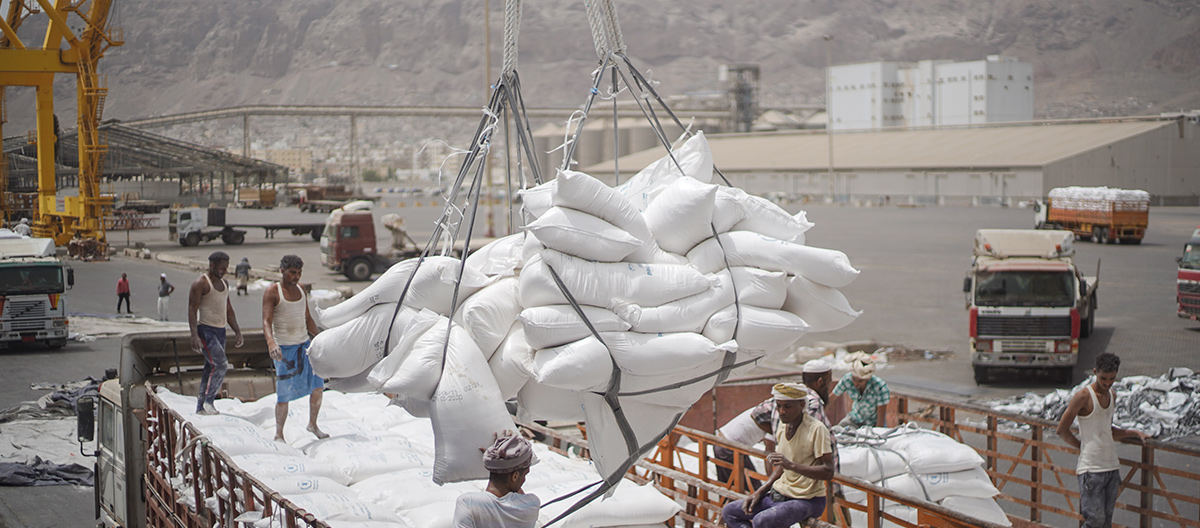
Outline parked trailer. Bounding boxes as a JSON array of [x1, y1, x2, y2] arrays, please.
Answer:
[[168, 208, 325, 246], [1177, 226, 1200, 319], [1034, 186, 1150, 244]]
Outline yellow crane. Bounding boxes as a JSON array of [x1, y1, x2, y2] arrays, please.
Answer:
[[0, 0, 122, 250]]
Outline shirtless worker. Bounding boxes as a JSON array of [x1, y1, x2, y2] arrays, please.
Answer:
[[188, 251, 244, 415], [262, 255, 328, 442], [1056, 353, 1149, 528]]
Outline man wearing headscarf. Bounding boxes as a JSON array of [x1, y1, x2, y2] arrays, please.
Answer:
[[832, 352, 891, 427], [721, 383, 834, 528], [453, 433, 541, 528]]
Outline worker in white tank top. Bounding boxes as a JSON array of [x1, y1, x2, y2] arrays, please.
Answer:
[[188, 251, 244, 415], [263, 254, 327, 442], [1056, 353, 1149, 528]]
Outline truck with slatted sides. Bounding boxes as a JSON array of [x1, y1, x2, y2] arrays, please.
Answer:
[[1177, 226, 1200, 320]]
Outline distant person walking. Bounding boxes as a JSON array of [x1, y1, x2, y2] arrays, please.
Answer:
[[189, 251, 244, 415], [262, 255, 327, 441], [13, 218, 31, 237], [116, 273, 132, 314], [1056, 353, 1149, 528], [157, 273, 175, 321], [235, 257, 251, 296]]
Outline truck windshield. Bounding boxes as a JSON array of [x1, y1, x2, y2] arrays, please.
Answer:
[[1182, 244, 1200, 270], [975, 270, 1074, 307], [0, 264, 64, 294]]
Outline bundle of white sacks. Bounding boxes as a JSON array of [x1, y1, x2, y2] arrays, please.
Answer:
[[155, 388, 681, 528], [1048, 186, 1150, 210], [838, 425, 1012, 527], [308, 132, 862, 486]]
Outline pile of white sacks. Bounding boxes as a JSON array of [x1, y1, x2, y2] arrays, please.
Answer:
[[306, 132, 861, 488], [155, 388, 681, 528], [1048, 186, 1150, 210], [838, 424, 1011, 527]]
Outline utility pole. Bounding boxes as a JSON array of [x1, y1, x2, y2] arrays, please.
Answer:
[[823, 34, 835, 203]]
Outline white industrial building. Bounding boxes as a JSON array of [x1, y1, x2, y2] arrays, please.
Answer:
[[830, 56, 1034, 131], [586, 115, 1200, 206]]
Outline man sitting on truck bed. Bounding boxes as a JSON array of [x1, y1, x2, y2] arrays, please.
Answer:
[[262, 254, 328, 441], [188, 251, 244, 415], [722, 383, 834, 528]]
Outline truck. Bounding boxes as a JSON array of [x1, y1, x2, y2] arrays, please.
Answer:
[[1177, 226, 1200, 320], [1034, 186, 1150, 244], [235, 187, 277, 209], [115, 200, 170, 214], [168, 207, 326, 246], [0, 237, 73, 349], [320, 210, 423, 281], [963, 229, 1098, 384]]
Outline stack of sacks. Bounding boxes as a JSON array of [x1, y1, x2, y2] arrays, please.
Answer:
[[155, 388, 681, 528], [838, 425, 1011, 527], [1048, 186, 1150, 211], [307, 131, 861, 490]]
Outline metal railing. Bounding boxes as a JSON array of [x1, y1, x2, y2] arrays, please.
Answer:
[[895, 393, 1200, 528]]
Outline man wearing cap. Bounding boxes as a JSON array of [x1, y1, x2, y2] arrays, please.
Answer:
[[157, 273, 175, 321], [722, 383, 834, 528], [715, 398, 776, 490], [188, 251, 244, 415], [832, 352, 891, 428], [453, 433, 541, 528]]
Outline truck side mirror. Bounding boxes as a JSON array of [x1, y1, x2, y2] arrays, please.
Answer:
[[962, 277, 972, 293], [76, 397, 95, 443], [1178, 257, 1184, 265], [1079, 279, 1087, 295], [67, 268, 75, 287]]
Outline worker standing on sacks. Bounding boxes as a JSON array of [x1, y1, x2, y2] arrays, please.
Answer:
[[263, 255, 328, 442]]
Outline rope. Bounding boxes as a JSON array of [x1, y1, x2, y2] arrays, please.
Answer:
[[598, 0, 625, 54], [501, 0, 521, 75], [583, 0, 610, 59]]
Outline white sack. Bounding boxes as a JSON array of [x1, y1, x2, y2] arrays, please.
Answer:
[[229, 454, 351, 485], [887, 429, 986, 474], [876, 467, 1000, 503], [839, 444, 909, 483], [282, 492, 403, 523], [781, 273, 861, 333], [351, 469, 477, 516], [534, 335, 614, 391], [615, 269, 734, 333], [518, 180, 555, 220], [519, 304, 631, 350], [940, 496, 1013, 527], [712, 187, 749, 234], [731, 266, 789, 309], [256, 475, 351, 495], [490, 323, 533, 399], [620, 353, 758, 409], [400, 500, 457, 528], [537, 481, 683, 528], [324, 450, 435, 484], [688, 231, 859, 288], [520, 251, 712, 309], [643, 176, 717, 254], [316, 256, 491, 327], [309, 303, 417, 379], [703, 304, 809, 355], [517, 382, 586, 422], [582, 394, 689, 485], [305, 433, 431, 463], [732, 195, 813, 244], [204, 429, 302, 457], [452, 277, 521, 359], [367, 310, 443, 398], [527, 206, 643, 262], [464, 233, 525, 277], [848, 505, 917, 528], [602, 331, 732, 377], [429, 317, 517, 484], [551, 170, 685, 263], [616, 132, 714, 211]]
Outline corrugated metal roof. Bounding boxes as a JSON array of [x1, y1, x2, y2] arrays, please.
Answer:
[[587, 119, 1173, 174]]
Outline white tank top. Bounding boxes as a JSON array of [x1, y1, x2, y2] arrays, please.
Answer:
[[271, 283, 310, 346], [1077, 385, 1119, 474], [198, 274, 228, 328]]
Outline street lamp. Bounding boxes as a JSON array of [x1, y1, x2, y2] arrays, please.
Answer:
[[823, 34, 834, 203]]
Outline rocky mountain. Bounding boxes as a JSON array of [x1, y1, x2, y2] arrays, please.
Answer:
[[7, 0, 1200, 129]]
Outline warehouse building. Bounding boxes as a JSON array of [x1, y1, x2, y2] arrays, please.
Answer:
[[586, 114, 1200, 206]]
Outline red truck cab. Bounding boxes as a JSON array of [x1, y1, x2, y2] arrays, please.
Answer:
[[1178, 226, 1200, 320], [321, 210, 380, 281]]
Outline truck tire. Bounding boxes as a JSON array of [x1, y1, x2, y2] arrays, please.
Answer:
[[1057, 367, 1073, 385], [311, 229, 322, 242], [184, 232, 201, 247], [344, 258, 373, 281], [222, 231, 245, 245], [1100, 227, 1110, 244], [46, 339, 66, 350], [1080, 311, 1093, 338], [1091, 227, 1102, 243], [973, 365, 990, 385]]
